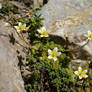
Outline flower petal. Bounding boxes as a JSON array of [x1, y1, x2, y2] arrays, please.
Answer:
[[41, 35, 44, 37], [23, 24, 26, 27], [79, 76, 82, 79], [78, 67, 82, 70], [48, 56, 52, 59], [14, 26, 18, 28], [54, 47, 58, 51], [88, 31, 91, 34], [74, 71, 78, 75], [37, 29, 41, 33], [41, 26, 46, 30], [25, 26, 30, 31], [84, 75, 88, 78], [84, 70, 88, 73], [14, 26, 19, 30], [53, 57, 57, 61], [48, 49, 51, 53], [58, 52, 61, 55], [48, 50, 52, 55], [18, 22, 22, 26], [44, 34, 49, 37]]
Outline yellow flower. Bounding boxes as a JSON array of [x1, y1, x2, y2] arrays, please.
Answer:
[[74, 67, 88, 79], [87, 31, 92, 40], [37, 27, 49, 37], [48, 47, 61, 61], [14, 22, 29, 32]]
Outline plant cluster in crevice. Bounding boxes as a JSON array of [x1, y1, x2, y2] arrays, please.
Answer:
[[0, 2, 92, 92]]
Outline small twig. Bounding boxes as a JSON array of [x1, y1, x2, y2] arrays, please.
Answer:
[[20, 32, 31, 46]]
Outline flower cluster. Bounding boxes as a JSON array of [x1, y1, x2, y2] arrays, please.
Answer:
[[37, 27, 89, 80], [15, 24, 89, 80], [37, 27, 49, 37], [37, 27, 62, 61], [14, 22, 30, 32], [48, 47, 61, 61], [74, 67, 88, 79]]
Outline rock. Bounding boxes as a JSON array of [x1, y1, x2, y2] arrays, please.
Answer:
[[10, 1, 27, 9], [0, 19, 26, 92], [33, 0, 43, 9], [72, 59, 91, 66], [10, 0, 44, 8], [40, 0, 92, 63]]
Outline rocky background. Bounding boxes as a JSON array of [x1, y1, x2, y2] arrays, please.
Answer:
[[0, 0, 92, 92], [0, 8, 26, 92]]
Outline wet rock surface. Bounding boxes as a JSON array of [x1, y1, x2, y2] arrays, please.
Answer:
[[40, 0, 92, 64]]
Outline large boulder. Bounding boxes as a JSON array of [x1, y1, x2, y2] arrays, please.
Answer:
[[0, 19, 26, 92], [40, 0, 92, 64]]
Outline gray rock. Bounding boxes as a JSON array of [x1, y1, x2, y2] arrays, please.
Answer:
[[33, 0, 43, 9], [40, 0, 92, 63], [0, 20, 26, 92]]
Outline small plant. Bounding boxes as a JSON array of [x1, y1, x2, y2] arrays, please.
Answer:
[[37, 27, 49, 37], [24, 39, 72, 92], [14, 22, 30, 32], [48, 47, 61, 61], [0, 3, 19, 15], [74, 67, 88, 79]]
